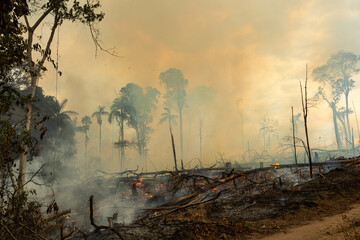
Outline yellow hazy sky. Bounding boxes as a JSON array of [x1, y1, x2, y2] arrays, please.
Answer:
[[36, 0, 360, 171]]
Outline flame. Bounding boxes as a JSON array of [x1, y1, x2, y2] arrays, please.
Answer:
[[356, 163, 360, 167], [135, 178, 143, 186]]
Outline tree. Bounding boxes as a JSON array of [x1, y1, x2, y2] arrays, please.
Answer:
[[159, 95, 178, 170], [316, 87, 343, 150], [159, 68, 188, 169], [313, 51, 360, 146], [18, 0, 105, 187], [92, 106, 108, 166], [259, 117, 279, 151], [159, 92, 179, 130], [120, 83, 159, 168], [0, 82, 47, 239], [48, 98, 77, 181], [187, 85, 216, 160], [0, 0, 28, 82], [108, 96, 130, 170], [300, 65, 313, 178], [80, 115, 92, 162]]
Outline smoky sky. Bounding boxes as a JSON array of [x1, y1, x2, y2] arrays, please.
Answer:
[[38, 0, 360, 171]]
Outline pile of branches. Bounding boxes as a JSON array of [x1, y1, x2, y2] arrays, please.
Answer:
[[44, 157, 360, 240]]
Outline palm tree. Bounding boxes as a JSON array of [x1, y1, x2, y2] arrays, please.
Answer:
[[159, 68, 188, 169], [159, 103, 178, 170], [108, 98, 128, 170], [51, 99, 78, 128], [50, 98, 78, 182], [81, 116, 92, 162], [92, 106, 109, 166]]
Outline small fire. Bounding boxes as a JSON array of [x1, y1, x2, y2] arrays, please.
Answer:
[[135, 178, 143, 186], [356, 163, 360, 167]]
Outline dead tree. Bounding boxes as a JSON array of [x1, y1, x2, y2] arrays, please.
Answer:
[[291, 106, 298, 164], [300, 65, 313, 178], [170, 128, 178, 171]]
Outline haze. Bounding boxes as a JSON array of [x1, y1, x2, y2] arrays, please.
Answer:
[[39, 0, 360, 172]]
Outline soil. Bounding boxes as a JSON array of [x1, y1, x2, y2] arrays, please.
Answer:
[[254, 203, 360, 240]]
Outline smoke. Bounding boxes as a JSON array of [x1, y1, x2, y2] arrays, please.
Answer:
[[37, 1, 360, 171]]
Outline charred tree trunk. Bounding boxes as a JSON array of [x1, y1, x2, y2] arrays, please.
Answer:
[[291, 106, 298, 164], [170, 127, 178, 171], [300, 65, 313, 178]]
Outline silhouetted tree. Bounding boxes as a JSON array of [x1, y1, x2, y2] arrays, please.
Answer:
[[259, 117, 278, 151], [159, 68, 188, 169], [300, 65, 313, 178], [108, 96, 131, 170], [80, 115, 92, 162], [121, 84, 159, 167], [315, 87, 342, 150], [92, 106, 108, 166], [313, 51, 360, 146], [159, 95, 178, 170]]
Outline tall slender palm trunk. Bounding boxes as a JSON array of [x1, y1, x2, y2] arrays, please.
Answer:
[[84, 131, 87, 162], [120, 120, 125, 170], [99, 123, 102, 167]]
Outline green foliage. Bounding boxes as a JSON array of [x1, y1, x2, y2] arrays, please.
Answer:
[[0, 0, 28, 81], [0, 83, 49, 239]]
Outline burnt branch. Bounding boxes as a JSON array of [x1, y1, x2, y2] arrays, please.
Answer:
[[89, 195, 125, 240]]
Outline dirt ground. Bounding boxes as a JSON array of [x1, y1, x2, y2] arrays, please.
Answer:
[[252, 203, 360, 240]]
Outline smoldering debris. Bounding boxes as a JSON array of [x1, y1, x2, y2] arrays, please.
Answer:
[[43, 155, 360, 239]]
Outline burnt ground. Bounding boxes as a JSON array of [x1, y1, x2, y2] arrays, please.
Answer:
[[67, 158, 360, 240]]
